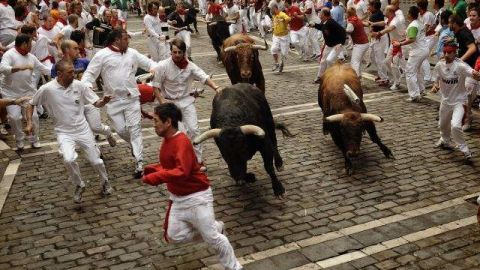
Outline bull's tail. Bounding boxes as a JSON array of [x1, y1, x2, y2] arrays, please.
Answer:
[[275, 123, 294, 138]]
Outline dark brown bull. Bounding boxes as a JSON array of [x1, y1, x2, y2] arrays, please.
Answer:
[[221, 34, 267, 92], [318, 63, 393, 175]]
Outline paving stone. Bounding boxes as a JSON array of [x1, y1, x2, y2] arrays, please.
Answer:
[[299, 242, 339, 262]]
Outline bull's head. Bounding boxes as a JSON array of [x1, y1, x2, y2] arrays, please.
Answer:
[[223, 40, 268, 81], [325, 112, 383, 158], [193, 125, 265, 182]]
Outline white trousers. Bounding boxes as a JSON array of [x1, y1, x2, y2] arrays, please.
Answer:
[[439, 102, 469, 154], [118, 10, 128, 22], [350, 43, 369, 77], [239, 9, 249, 32], [167, 201, 242, 270], [148, 37, 169, 62], [406, 49, 429, 98], [0, 30, 16, 47], [317, 44, 342, 79], [57, 129, 109, 188], [371, 36, 388, 80], [384, 45, 403, 86], [198, 0, 207, 15], [289, 27, 307, 55], [106, 97, 143, 163], [84, 104, 112, 137], [306, 27, 321, 56], [271, 35, 289, 57], [174, 101, 203, 163], [7, 104, 39, 144], [248, 7, 256, 29], [176, 30, 192, 57], [421, 35, 436, 81], [256, 12, 266, 37]]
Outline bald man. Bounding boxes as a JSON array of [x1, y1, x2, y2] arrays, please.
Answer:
[[52, 40, 117, 147]]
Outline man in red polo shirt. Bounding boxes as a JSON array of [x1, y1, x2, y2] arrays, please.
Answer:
[[285, 0, 307, 60]]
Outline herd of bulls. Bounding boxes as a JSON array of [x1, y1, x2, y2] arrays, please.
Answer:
[[201, 26, 393, 197]]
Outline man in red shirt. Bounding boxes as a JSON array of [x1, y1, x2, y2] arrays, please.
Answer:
[[285, 0, 307, 60], [142, 103, 243, 270]]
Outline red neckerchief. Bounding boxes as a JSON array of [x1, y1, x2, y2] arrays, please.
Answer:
[[159, 14, 167, 22], [0, 0, 8, 6], [353, 0, 360, 4], [108, 45, 125, 54], [471, 22, 480, 30], [451, 0, 458, 7], [386, 15, 394, 26], [177, 8, 186, 15], [173, 57, 189, 69], [15, 46, 29, 56], [347, 15, 359, 23], [42, 24, 53, 31], [79, 48, 87, 58], [58, 17, 67, 25]]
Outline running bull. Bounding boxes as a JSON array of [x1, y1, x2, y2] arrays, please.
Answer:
[[318, 64, 393, 175], [222, 34, 267, 92], [194, 83, 290, 197], [207, 16, 231, 62]]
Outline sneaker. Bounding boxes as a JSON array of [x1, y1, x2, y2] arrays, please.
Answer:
[[134, 160, 143, 179], [106, 134, 117, 147], [95, 134, 106, 142], [102, 181, 113, 195], [435, 138, 453, 150], [216, 220, 225, 235], [199, 162, 207, 172], [39, 111, 49, 119], [464, 151, 473, 162], [462, 123, 472, 132], [73, 185, 85, 203], [31, 142, 41, 149], [278, 61, 284, 73], [406, 96, 421, 102], [390, 84, 399, 91], [271, 63, 279, 72], [0, 125, 8, 136], [16, 140, 24, 150]]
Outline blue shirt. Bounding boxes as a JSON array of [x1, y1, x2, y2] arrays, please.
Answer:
[[51, 58, 90, 78], [436, 26, 455, 57], [331, 5, 345, 28]]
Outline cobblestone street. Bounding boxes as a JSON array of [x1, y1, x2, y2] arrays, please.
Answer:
[[1, 13, 480, 270]]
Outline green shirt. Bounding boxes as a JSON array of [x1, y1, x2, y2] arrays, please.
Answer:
[[450, 0, 467, 20]]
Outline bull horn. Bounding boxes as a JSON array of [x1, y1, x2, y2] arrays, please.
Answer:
[[193, 128, 222, 145], [224, 45, 237, 52], [252, 39, 269, 50], [343, 84, 360, 104], [325, 114, 345, 123], [360, 113, 383, 122], [240, 125, 265, 137]]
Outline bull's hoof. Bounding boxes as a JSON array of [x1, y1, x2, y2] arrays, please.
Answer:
[[245, 173, 256, 183], [273, 184, 286, 198], [276, 165, 284, 172], [384, 149, 395, 159]]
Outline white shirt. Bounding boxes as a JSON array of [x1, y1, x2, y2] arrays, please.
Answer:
[[0, 48, 51, 98], [395, 9, 405, 25], [60, 24, 75, 40], [151, 57, 209, 107], [81, 47, 156, 99], [59, 0, 67, 10], [37, 26, 62, 41], [31, 34, 52, 63], [347, 0, 367, 20], [387, 15, 405, 42], [434, 59, 473, 105], [31, 79, 99, 134], [268, 0, 284, 11], [304, 0, 320, 23], [420, 11, 435, 36], [0, 3, 17, 34], [55, 21, 66, 30], [144, 14, 164, 39], [466, 23, 480, 50], [406, 19, 427, 52]]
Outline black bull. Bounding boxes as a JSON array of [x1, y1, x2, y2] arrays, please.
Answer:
[[206, 17, 230, 62], [193, 83, 291, 197]]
